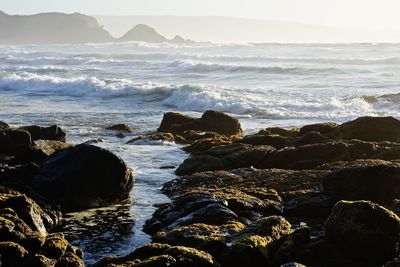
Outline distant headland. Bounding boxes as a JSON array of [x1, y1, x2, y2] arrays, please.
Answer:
[[0, 11, 191, 44]]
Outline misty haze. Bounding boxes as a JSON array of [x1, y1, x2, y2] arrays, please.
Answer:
[[1, 1, 400, 267]]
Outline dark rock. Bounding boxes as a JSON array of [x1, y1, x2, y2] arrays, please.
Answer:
[[34, 144, 134, 211], [337, 116, 400, 142], [93, 243, 219, 267], [19, 125, 66, 142], [0, 241, 28, 265], [106, 124, 133, 133], [199, 110, 243, 136], [323, 163, 400, 204], [261, 141, 351, 170], [177, 145, 275, 175], [299, 123, 338, 135], [158, 110, 242, 136], [238, 134, 288, 149], [325, 200, 400, 265], [0, 129, 31, 153], [115, 132, 125, 139], [294, 131, 330, 146], [175, 155, 231, 175]]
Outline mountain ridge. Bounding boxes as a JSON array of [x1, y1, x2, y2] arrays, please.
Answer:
[[0, 11, 190, 44]]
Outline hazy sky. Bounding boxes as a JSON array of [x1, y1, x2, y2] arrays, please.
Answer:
[[2, 0, 400, 30]]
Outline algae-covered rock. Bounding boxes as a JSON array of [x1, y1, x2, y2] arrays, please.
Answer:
[[323, 163, 400, 204], [33, 140, 72, 156], [54, 252, 85, 267], [0, 241, 29, 265], [153, 221, 245, 257], [325, 200, 400, 265], [41, 232, 69, 259], [93, 243, 219, 267]]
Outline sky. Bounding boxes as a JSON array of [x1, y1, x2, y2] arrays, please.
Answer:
[[2, 0, 400, 31]]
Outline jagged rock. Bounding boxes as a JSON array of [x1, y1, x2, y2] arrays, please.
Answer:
[[106, 124, 133, 133], [34, 144, 134, 211], [323, 162, 400, 204], [19, 125, 66, 142], [337, 116, 400, 142], [325, 200, 400, 265], [158, 110, 242, 136], [0, 194, 58, 235], [221, 216, 291, 267], [93, 243, 219, 267]]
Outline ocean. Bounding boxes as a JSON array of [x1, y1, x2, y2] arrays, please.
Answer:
[[0, 41, 399, 263]]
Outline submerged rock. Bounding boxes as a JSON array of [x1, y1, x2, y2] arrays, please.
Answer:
[[106, 124, 133, 133], [34, 144, 134, 211], [158, 110, 242, 136], [325, 200, 400, 265]]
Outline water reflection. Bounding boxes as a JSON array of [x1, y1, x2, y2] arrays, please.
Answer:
[[60, 203, 135, 264]]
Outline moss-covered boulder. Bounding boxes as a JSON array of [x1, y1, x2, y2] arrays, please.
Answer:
[[153, 221, 245, 258], [41, 233, 69, 260], [221, 216, 292, 267], [325, 200, 400, 265]]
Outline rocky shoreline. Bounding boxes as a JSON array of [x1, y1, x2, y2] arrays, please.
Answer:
[[2, 111, 400, 266]]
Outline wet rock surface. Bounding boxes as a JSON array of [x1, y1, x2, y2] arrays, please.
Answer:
[[4, 113, 400, 267], [105, 114, 400, 267], [0, 121, 136, 266], [158, 110, 243, 136], [34, 144, 134, 211]]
